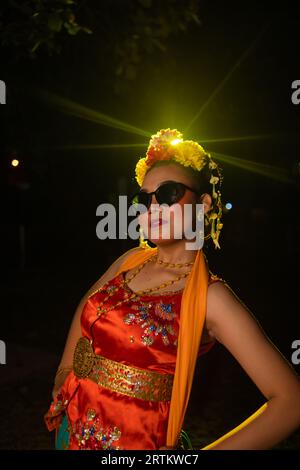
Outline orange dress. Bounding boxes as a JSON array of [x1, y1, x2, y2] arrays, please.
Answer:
[[45, 271, 219, 450]]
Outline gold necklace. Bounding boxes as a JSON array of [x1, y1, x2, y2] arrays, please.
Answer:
[[93, 254, 191, 318], [156, 257, 194, 268]]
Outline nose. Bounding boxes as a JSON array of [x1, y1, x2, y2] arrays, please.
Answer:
[[149, 193, 160, 212]]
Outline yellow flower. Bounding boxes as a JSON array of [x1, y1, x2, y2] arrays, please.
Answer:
[[135, 137, 207, 186], [210, 176, 219, 185], [173, 140, 207, 172], [135, 158, 149, 186], [208, 160, 217, 170]]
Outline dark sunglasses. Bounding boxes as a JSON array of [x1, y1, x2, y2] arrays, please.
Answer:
[[131, 181, 200, 211]]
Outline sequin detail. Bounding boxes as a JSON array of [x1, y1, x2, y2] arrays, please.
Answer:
[[123, 301, 178, 346], [106, 284, 119, 294], [70, 409, 122, 450], [154, 300, 177, 320], [52, 392, 66, 413]]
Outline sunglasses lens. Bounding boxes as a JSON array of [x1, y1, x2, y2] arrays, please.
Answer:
[[131, 182, 187, 212], [157, 183, 185, 205]]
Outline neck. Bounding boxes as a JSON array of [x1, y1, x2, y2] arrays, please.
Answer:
[[156, 238, 199, 265]]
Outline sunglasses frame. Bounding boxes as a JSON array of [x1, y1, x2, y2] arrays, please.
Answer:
[[130, 181, 201, 210]]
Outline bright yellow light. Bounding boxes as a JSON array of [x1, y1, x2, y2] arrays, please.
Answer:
[[171, 139, 183, 145], [11, 159, 19, 167], [39, 90, 151, 138], [212, 151, 293, 184]]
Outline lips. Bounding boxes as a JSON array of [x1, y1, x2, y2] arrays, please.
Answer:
[[149, 216, 168, 227]]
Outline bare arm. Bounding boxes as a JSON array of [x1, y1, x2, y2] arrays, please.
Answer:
[[52, 246, 143, 398], [203, 281, 300, 449]]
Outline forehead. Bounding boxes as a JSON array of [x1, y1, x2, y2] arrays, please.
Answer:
[[141, 164, 196, 191]]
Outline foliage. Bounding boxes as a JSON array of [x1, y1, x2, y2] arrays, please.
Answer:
[[0, 0, 92, 57], [0, 0, 202, 89]]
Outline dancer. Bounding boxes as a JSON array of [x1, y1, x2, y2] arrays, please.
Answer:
[[45, 129, 300, 450]]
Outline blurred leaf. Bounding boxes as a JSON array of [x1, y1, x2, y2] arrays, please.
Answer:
[[82, 26, 92, 34], [31, 40, 41, 53], [190, 12, 201, 25], [151, 37, 166, 52], [64, 21, 81, 35], [48, 14, 63, 33]]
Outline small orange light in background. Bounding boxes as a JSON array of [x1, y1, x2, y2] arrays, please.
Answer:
[[11, 159, 19, 167]]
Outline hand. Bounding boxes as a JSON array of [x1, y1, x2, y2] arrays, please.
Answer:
[[52, 365, 72, 400], [52, 386, 61, 401]]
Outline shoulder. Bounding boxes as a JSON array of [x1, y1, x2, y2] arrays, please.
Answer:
[[206, 278, 259, 346], [206, 277, 241, 341]]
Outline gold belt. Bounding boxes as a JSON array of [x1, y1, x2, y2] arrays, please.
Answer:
[[73, 337, 174, 402]]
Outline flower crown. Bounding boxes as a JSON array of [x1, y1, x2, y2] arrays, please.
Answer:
[[134, 128, 224, 249]]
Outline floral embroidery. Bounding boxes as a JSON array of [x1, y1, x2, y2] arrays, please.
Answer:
[[70, 408, 122, 450], [154, 301, 177, 321], [87, 408, 97, 421], [123, 301, 178, 347]]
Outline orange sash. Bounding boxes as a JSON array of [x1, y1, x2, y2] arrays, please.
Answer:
[[115, 245, 268, 449]]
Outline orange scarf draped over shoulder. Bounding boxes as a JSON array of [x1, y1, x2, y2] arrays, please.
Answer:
[[115, 246, 268, 449]]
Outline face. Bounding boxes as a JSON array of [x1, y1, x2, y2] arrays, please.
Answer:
[[136, 163, 212, 246]]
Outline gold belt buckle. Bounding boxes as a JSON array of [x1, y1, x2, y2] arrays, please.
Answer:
[[73, 337, 95, 379]]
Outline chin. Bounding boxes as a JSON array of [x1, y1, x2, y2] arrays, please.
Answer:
[[147, 236, 177, 246]]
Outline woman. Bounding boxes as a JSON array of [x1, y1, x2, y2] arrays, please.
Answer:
[[44, 129, 300, 450]]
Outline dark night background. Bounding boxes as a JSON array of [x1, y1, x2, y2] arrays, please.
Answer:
[[0, 0, 299, 450]]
